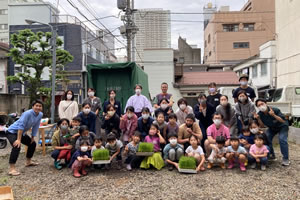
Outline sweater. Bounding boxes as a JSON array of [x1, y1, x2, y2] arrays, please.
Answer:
[[58, 100, 79, 121]]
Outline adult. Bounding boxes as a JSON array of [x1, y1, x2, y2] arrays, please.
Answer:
[[204, 113, 230, 155], [254, 99, 290, 166], [101, 104, 121, 138], [83, 88, 102, 136], [216, 95, 238, 136], [175, 98, 194, 126], [178, 113, 202, 150], [235, 90, 256, 131], [119, 106, 138, 144], [206, 82, 222, 109], [77, 102, 97, 134], [51, 118, 73, 170], [137, 107, 154, 140], [4, 100, 43, 176], [102, 89, 122, 117], [233, 74, 256, 102], [154, 98, 173, 121], [58, 90, 79, 122], [124, 84, 153, 118], [153, 82, 174, 109]]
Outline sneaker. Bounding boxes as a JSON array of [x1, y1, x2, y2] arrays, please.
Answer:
[[250, 163, 256, 169], [168, 164, 174, 171], [269, 154, 277, 161], [54, 161, 62, 170], [126, 164, 132, 171], [207, 163, 213, 169], [282, 159, 290, 166], [261, 164, 266, 171]]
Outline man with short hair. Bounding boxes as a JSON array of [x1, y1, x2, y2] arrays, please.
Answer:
[[232, 74, 256, 102], [206, 82, 222, 109], [153, 82, 174, 109]]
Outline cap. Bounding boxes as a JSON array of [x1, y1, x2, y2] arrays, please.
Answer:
[[239, 74, 249, 81]]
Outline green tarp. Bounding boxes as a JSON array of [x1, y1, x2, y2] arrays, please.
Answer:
[[87, 62, 150, 112]]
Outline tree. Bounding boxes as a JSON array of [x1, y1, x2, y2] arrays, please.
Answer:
[[7, 29, 74, 114]]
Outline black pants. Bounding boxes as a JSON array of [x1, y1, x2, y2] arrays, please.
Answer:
[[125, 155, 144, 168], [5, 132, 36, 164]]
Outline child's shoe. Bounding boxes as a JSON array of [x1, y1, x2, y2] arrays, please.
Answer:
[[54, 161, 62, 170], [250, 162, 256, 169], [126, 164, 132, 171], [105, 164, 111, 170], [73, 167, 81, 178], [81, 166, 88, 176], [261, 164, 266, 171], [227, 160, 234, 169], [239, 162, 246, 171], [207, 163, 213, 169], [220, 163, 226, 169], [117, 160, 122, 170], [168, 164, 174, 171]]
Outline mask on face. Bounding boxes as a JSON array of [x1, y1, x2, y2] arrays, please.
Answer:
[[107, 111, 115, 117], [250, 128, 259, 134], [88, 92, 95, 97], [67, 94, 73, 100], [127, 113, 133, 119], [170, 139, 177, 145], [259, 105, 268, 112], [238, 97, 247, 103], [110, 94, 115, 99], [135, 89, 141, 95], [81, 146, 88, 152], [83, 108, 91, 114], [199, 99, 207, 105], [160, 104, 168, 110], [213, 119, 222, 126], [179, 104, 186, 110], [209, 88, 216, 93], [240, 81, 248, 86], [142, 114, 149, 120], [60, 125, 68, 131], [220, 101, 228, 106]]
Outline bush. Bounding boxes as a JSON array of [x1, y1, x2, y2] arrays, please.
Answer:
[[92, 149, 110, 160], [179, 156, 197, 169], [292, 120, 300, 128], [138, 142, 154, 152]]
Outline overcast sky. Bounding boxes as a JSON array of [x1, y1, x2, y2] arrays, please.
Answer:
[[48, 0, 248, 57]]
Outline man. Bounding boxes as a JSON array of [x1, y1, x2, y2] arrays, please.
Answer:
[[232, 74, 256, 102], [206, 82, 222, 109], [178, 113, 202, 150], [124, 84, 153, 118], [4, 100, 43, 176], [153, 82, 174, 109], [254, 98, 290, 166]]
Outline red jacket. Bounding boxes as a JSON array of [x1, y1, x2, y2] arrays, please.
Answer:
[[119, 113, 138, 140]]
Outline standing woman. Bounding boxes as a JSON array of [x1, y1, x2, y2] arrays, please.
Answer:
[[77, 103, 97, 134], [58, 90, 79, 122], [83, 88, 102, 136], [103, 90, 122, 117]]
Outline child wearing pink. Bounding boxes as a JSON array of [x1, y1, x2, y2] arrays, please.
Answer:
[[248, 134, 269, 170]]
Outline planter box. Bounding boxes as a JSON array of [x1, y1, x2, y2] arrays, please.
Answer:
[[178, 168, 197, 174], [93, 160, 110, 165], [0, 186, 14, 200], [136, 152, 154, 156], [289, 126, 300, 145]]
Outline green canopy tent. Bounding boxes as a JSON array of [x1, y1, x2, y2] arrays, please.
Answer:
[[87, 62, 150, 113]]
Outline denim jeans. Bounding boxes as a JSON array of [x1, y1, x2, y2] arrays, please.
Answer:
[[248, 155, 268, 165], [266, 126, 289, 160]]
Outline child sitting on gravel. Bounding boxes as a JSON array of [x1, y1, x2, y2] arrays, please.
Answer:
[[248, 134, 269, 170], [239, 126, 255, 151], [226, 136, 248, 171], [123, 131, 144, 170], [105, 132, 123, 170], [163, 113, 179, 139], [185, 135, 205, 172], [163, 132, 184, 171], [207, 135, 227, 169], [75, 125, 96, 150]]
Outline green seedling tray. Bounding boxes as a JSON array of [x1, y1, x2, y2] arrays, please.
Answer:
[[178, 167, 197, 174], [136, 152, 154, 156], [93, 160, 110, 165]]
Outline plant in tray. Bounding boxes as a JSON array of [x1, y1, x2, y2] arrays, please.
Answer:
[[179, 156, 197, 169], [138, 142, 154, 152], [92, 149, 110, 161]]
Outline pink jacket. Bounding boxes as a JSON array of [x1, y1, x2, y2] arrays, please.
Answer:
[[119, 113, 138, 140]]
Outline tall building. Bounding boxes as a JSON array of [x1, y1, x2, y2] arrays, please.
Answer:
[[203, 0, 275, 65], [134, 8, 171, 64]]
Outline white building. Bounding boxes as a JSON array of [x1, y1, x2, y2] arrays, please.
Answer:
[[0, 42, 9, 93], [233, 41, 276, 90], [275, 0, 300, 87], [134, 9, 171, 64]]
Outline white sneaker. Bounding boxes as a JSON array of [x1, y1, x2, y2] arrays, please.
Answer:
[[250, 163, 256, 169], [282, 159, 290, 166], [126, 164, 132, 171], [261, 164, 266, 171]]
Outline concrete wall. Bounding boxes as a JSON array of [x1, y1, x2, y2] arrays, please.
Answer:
[[0, 0, 8, 43], [0, 94, 30, 114], [275, 0, 300, 87], [174, 37, 201, 64]]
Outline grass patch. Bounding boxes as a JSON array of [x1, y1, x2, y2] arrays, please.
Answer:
[[179, 156, 197, 169], [92, 149, 110, 160], [138, 142, 154, 152]]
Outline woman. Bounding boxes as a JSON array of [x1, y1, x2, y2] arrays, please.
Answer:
[[137, 107, 154, 140], [216, 95, 238, 136], [51, 118, 73, 170], [101, 104, 121, 138], [154, 98, 173, 122], [175, 98, 193, 126], [120, 106, 138, 144], [58, 90, 79, 121], [102, 90, 122, 117], [77, 103, 97, 134]]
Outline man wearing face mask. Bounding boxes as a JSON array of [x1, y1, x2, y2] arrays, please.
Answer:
[[254, 99, 290, 166], [124, 84, 153, 118], [58, 90, 79, 122], [153, 82, 174, 109], [204, 113, 230, 156], [206, 82, 222, 109], [233, 74, 256, 103]]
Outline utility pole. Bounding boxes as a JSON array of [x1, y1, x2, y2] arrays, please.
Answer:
[[131, 0, 135, 62], [126, 0, 132, 62]]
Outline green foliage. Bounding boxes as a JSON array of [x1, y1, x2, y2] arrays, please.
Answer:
[[138, 142, 154, 152], [7, 29, 73, 113], [179, 156, 197, 169], [292, 120, 300, 128], [92, 149, 110, 160]]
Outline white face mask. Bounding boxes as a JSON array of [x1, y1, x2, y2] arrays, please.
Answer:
[[142, 114, 149, 120], [127, 113, 133, 118], [170, 139, 177, 145], [81, 146, 88, 152], [250, 128, 259, 134], [135, 89, 141, 95], [240, 81, 248, 86], [83, 108, 91, 114], [179, 104, 186, 110], [213, 119, 222, 126], [259, 105, 268, 112], [88, 92, 95, 97], [67, 94, 72, 100], [239, 97, 247, 103], [220, 101, 228, 106], [107, 111, 115, 117], [160, 104, 168, 110]]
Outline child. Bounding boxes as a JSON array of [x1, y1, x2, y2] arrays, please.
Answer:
[[207, 135, 227, 169], [226, 136, 248, 171], [75, 125, 96, 150], [70, 140, 92, 178], [249, 120, 269, 146], [163, 113, 179, 140], [185, 135, 205, 172], [153, 112, 167, 135], [140, 123, 165, 170], [105, 132, 123, 170], [163, 132, 184, 171], [239, 126, 255, 151], [70, 116, 81, 139], [120, 106, 138, 145], [123, 131, 143, 170], [91, 136, 105, 154], [249, 134, 269, 170]]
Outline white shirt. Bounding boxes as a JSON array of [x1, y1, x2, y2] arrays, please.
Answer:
[[185, 145, 204, 155]]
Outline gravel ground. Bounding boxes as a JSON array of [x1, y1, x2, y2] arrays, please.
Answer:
[[0, 143, 299, 200]]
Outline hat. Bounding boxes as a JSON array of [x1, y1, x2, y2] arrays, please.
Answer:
[[239, 74, 249, 81]]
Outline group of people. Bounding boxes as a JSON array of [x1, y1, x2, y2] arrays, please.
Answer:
[[0, 74, 290, 177]]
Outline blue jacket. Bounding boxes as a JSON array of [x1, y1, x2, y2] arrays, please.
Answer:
[[77, 111, 97, 134], [102, 100, 122, 116], [137, 116, 154, 139]]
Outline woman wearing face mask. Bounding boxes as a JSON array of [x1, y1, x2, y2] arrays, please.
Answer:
[[137, 107, 154, 140], [77, 103, 97, 134], [101, 104, 121, 138], [51, 118, 73, 170], [120, 106, 138, 144], [235, 90, 256, 132], [102, 90, 122, 117], [175, 98, 194, 126], [154, 98, 173, 122], [124, 84, 153, 118], [216, 95, 238, 136], [58, 90, 79, 122], [232, 74, 256, 103]]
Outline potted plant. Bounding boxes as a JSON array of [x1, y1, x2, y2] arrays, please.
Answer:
[[136, 142, 154, 156], [178, 156, 197, 174], [92, 149, 111, 164]]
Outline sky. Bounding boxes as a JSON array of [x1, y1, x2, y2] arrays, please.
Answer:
[[48, 0, 249, 57]]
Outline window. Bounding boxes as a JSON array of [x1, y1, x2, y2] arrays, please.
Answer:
[[252, 64, 257, 78], [208, 34, 211, 43], [295, 88, 300, 95], [261, 62, 267, 76], [0, 9, 8, 15], [179, 57, 184, 64], [244, 23, 255, 31], [223, 24, 239, 32], [209, 51, 211, 56], [233, 42, 249, 48], [0, 24, 8, 30]]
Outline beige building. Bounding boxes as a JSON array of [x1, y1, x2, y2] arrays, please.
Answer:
[[203, 0, 275, 65], [275, 0, 300, 87], [0, 42, 9, 93]]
